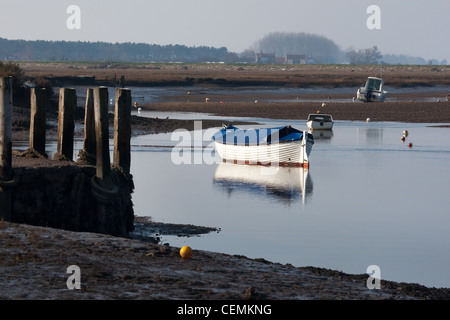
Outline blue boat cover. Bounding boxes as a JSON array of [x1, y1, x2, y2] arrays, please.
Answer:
[[212, 125, 313, 146]]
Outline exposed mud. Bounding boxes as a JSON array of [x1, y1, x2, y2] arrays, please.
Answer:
[[2, 221, 450, 300]]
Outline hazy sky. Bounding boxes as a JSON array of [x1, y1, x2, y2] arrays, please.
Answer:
[[0, 0, 449, 61]]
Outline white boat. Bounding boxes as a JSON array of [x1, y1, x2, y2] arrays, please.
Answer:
[[306, 113, 334, 130], [356, 77, 388, 102], [212, 125, 314, 168]]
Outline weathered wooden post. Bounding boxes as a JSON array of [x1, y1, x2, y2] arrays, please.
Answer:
[[77, 88, 96, 165], [113, 88, 131, 175], [54, 88, 76, 161], [0, 77, 13, 220], [90, 87, 118, 234], [29, 87, 47, 157], [93, 87, 112, 184]]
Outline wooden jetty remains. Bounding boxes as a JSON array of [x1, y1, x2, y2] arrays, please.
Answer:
[[0, 77, 134, 237]]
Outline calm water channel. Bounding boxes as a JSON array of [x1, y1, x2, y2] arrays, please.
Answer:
[[13, 87, 450, 289], [130, 114, 450, 289]]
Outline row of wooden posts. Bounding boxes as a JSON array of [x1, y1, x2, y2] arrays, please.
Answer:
[[0, 76, 132, 221]]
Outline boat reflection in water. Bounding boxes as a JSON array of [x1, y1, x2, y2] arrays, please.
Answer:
[[308, 129, 334, 142], [213, 163, 313, 205]]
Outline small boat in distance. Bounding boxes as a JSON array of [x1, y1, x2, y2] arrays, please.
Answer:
[[212, 124, 314, 168], [306, 113, 334, 130], [356, 77, 388, 102]]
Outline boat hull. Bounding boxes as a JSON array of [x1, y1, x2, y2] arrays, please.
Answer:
[[306, 120, 333, 130], [356, 77, 388, 102], [214, 139, 313, 167], [356, 89, 387, 102]]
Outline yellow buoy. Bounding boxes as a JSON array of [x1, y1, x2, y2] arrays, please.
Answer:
[[180, 246, 193, 259]]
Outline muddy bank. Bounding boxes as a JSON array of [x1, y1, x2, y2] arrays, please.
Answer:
[[19, 62, 450, 89], [11, 104, 257, 142], [2, 221, 450, 300], [143, 100, 450, 123], [131, 216, 221, 244]]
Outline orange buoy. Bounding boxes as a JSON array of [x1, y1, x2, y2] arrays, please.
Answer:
[[180, 246, 193, 259], [408, 142, 413, 148]]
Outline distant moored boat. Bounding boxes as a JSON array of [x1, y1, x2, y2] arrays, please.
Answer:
[[356, 77, 388, 102], [306, 113, 334, 130]]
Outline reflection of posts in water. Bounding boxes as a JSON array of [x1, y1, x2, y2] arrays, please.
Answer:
[[54, 88, 76, 161], [29, 88, 47, 157], [0, 77, 13, 220], [78, 88, 96, 165], [113, 88, 131, 175]]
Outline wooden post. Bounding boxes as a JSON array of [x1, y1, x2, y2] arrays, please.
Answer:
[[77, 88, 96, 164], [93, 87, 112, 184], [91, 87, 118, 235], [29, 87, 47, 157], [113, 88, 131, 174], [54, 88, 76, 161], [0, 77, 13, 220]]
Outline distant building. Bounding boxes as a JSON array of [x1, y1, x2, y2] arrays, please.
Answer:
[[255, 51, 276, 64], [285, 54, 307, 64], [255, 52, 312, 64]]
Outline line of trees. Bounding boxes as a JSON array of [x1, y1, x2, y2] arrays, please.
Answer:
[[0, 38, 228, 63], [250, 32, 344, 64], [1, 35, 445, 65], [346, 46, 382, 65]]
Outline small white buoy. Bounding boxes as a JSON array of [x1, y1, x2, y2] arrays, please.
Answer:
[[352, 97, 355, 102], [403, 130, 409, 138], [254, 100, 258, 103], [366, 118, 371, 122], [138, 107, 142, 112], [205, 98, 210, 102], [322, 102, 326, 107]]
